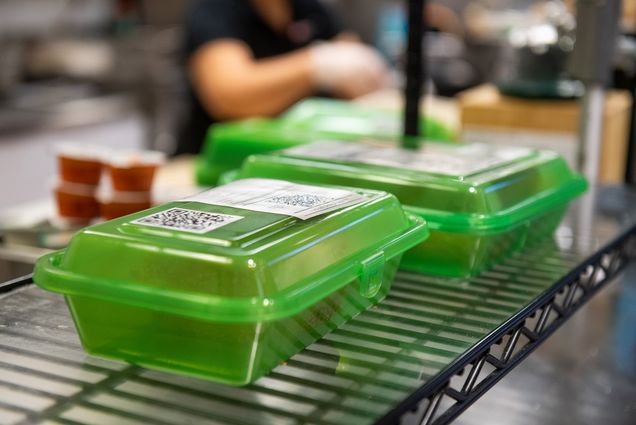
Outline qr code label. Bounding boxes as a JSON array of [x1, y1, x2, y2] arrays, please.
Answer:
[[180, 179, 368, 220], [131, 208, 243, 234]]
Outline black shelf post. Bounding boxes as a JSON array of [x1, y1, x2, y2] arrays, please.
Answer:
[[403, 0, 426, 148]]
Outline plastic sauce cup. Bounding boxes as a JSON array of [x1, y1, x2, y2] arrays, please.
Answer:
[[107, 151, 165, 192], [54, 143, 105, 185], [98, 191, 152, 220], [54, 182, 99, 223]]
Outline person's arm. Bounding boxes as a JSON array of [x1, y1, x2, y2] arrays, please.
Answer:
[[334, 32, 360, 42], [189, 39, 315, 120]]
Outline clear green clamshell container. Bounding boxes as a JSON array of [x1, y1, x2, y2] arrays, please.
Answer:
[[34, 179, 427, 385], [280, 98, 455, 141], [230, 141, 588, 277], [196, 98, 454, 186], [196, 119, 317, 187]]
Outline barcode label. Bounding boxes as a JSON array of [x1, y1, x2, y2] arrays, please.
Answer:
[[267, 194, 327, 208], [284, 140, 533, 177], [131, 208, 243, 234], [180, 179, 367, 220]]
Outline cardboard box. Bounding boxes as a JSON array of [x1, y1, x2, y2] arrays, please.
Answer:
[[459, 84, 632, 183]]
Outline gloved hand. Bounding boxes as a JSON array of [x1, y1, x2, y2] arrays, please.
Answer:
[[309, 41, 390, 99]]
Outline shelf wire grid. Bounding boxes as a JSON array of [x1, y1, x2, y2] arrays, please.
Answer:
[[0, 225, 635, 425], [393, 226, 636, 425]]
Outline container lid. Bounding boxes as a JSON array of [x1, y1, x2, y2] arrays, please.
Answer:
[[206, 119, 323, 162], [196, 100, 455, 186], [237, 140, 588, 232], [35, 179, 427, 323], [281, 98, 455, 141], [197, 119, 326, 186]]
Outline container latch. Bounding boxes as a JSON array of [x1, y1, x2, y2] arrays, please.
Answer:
[[360, 252, 385, 298]]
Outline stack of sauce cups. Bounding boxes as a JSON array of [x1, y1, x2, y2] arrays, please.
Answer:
[[53, 143, 104, 226], [99, 151, 165, 220]]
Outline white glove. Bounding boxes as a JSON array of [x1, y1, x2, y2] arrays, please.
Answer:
[[309, 41, 389, 98]]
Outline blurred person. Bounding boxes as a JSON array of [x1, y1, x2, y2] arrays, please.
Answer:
[[178, 0, 389, 154]]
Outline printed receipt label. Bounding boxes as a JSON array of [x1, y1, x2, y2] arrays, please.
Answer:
[[180, 179, 367, 220], [285, 140, 533, 177]]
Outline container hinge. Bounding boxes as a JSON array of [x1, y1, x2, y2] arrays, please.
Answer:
[[360, 252, 385, 299]]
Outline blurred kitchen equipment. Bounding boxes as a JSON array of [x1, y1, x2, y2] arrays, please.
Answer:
[[427, 32, 480, 96], [462, 0, 536, 86], [0, 0, 113, 87], [495, 1, 582, 99], [0, 39, 23, 97], [26, 39, 115, 81], [0, 0, 111, 37]]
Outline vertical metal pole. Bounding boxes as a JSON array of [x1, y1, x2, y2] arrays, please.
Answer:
[[576, 86, 605, 253], [568, 0, 621, 251], [402, 0, 426, 149], [569, 0, 622, 185], [578, 85, 605, 184]]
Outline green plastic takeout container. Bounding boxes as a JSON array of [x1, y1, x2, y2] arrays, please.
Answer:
[[34, 178, 428, 385], [280, 98, 455, 141], [230, 140, 588, 277], [196, 98, 455, 186], [196, 119, 319, 187]]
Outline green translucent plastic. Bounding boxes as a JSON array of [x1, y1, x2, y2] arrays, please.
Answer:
[[232, 141, 588, 277], [281, 98, 456, 141], [196, 119, 320, 187], [34, 184, 427, 385], [196, 98, 455, 186]]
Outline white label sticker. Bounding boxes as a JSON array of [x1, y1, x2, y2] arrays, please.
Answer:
[[285, 140, 534, 177], [131, 208, 243, 234], [180, 179, 367, 220], [313, 116, 399, 136], [463, 126, 577, 169]]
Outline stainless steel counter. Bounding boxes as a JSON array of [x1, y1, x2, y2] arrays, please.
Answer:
[[455, 263, 636, 425]]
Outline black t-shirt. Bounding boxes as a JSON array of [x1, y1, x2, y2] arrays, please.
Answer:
[[177, 0, 342, 155]]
